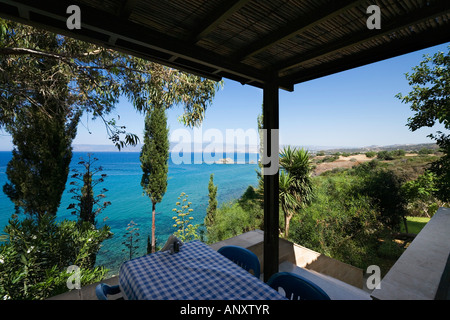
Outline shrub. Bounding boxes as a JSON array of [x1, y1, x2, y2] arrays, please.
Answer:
[[354, 167, 408, 231], [377, 240, 405, 259], [205, 201, 262, 244], [289, 163, 410, 270], [376, 150, 406, 160], [172, 193, 201, 242], [377, 150, 394, 160], [316, 155, 339, 163], [352, 159, 379, 175], [0, 215, 111, 300], [401, 172, 443, 217], [288, 173, 382, 269], [392, 149, 406, 157], [418, 148, 433, 155]]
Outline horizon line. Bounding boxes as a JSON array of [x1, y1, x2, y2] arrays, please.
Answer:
[[2, 142, 437, 152], [0, 141, 438, 153]]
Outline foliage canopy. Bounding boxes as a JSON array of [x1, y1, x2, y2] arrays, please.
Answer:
[[396, 46, 450, 202], [0, 19, 222, 148]]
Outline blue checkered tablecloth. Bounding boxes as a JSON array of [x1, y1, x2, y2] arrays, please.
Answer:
[[119, 240, 286, 300]]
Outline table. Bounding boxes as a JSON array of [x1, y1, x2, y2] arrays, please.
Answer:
[[119, 240, 286, 300]]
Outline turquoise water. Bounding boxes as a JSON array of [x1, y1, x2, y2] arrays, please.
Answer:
[[0, 151, 259, 274]]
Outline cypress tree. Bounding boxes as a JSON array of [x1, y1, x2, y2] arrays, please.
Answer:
[[140, 104, 169, 253], [205, 173, 218, 230]]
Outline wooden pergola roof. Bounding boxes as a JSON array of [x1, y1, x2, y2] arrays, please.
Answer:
[[1, 0, 450, 283], [1, 0, 449, 91]]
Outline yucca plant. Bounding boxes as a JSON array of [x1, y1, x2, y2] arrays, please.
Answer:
[[279, 146, 314, 237]]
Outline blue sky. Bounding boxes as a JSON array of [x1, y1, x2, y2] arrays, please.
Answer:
[[0, 42, 448, 151]]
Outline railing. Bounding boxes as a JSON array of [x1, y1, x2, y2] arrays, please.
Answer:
[[371, 207, 450, 300]]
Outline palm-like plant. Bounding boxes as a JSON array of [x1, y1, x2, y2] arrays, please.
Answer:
[[279, 146, 314, 237], [279, 170, 297, 236]]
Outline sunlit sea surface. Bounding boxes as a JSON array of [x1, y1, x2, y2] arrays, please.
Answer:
[[0, 151, 258, 275]]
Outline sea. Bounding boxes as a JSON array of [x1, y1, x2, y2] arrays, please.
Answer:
[[0, 151, 259, 275]]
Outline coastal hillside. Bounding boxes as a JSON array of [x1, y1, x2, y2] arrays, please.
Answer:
[[308, 142, 439, 155], [310, 143, 440, 176], [312, 154, 372, 176]]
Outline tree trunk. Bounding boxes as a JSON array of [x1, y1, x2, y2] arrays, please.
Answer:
[[402, 216, 409, 234], [151, 201, 156, 253], [285, 213, 292, 238]]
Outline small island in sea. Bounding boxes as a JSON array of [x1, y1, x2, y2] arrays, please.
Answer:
[[215, 157, 234, 164], [214, 158, 257, 164]]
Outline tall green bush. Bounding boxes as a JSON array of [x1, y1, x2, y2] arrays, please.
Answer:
[[288, 162, 411, 271], [401, 171, 442, 218], [289, 173, 381, 269], [355, 168, 408, 231], [2, 101, 80, 221]]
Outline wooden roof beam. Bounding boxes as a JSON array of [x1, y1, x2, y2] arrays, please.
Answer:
[[276, 1, 450, 75], [107, 0, 140, 45], [0, 0, 269, 85], [118, 0, 139, 20], [189, 0, 251, 43], [279, 24, 450, 87], [233, 0, 366, 62]]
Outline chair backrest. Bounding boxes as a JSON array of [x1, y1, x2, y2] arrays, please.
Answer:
[[95, 283, 121, 300], [266, 272, 330, 300], [217, 245, 261, 278]]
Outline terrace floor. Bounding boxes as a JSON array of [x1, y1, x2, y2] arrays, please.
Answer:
[[49, 207, 450, 300], [49, 230, 371, 300]]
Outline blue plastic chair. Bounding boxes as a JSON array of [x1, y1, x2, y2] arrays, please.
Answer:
[[267, 272, 331, 300], [217, 245, 261, 278], [95, 283, 122, 300]]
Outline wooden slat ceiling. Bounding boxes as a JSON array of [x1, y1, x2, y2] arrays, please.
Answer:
[[1, 0, 449, 91]]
